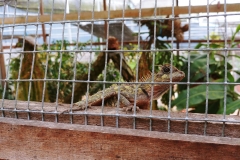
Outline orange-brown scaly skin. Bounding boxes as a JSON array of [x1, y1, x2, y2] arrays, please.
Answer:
[[64, 64, 185, 113]]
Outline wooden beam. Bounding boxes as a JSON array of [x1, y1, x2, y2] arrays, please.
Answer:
[[1, 97, 240, 158], [3, 39, 240, 50], [1, 99, 240, 138], [0, 117, 240, 159], [1, 3, 240, 25]]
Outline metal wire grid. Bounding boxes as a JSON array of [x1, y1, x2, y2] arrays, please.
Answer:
[[0, 0, 239, 136]]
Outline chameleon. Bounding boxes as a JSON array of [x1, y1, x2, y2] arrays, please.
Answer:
[[62, 64, 185, 113]]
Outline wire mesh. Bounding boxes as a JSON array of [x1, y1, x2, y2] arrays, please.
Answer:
[[0, 0, 240, 137]]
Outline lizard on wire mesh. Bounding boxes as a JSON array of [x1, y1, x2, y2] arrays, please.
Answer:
[[61, 64, 185, 113]]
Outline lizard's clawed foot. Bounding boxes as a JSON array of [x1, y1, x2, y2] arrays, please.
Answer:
[[123, 106, 140, 113]]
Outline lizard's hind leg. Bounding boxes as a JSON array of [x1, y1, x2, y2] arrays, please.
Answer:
[[59, 101, 89, 114]]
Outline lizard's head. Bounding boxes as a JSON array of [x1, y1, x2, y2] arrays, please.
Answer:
[[156, 64, 185, 82], [139, 64, 185, 100]]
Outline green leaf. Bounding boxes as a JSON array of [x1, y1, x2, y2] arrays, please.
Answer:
[[172, 84, 225, 109], [209, 43, 223, 49], [236, 77, 240, 83], [232, 24, 240, 41], [228, 54, 240, 59], [194, 43, 223, 49], [217, 99, 240, 114], [227, 72, 234, 82], [194, 43, 205, 49]]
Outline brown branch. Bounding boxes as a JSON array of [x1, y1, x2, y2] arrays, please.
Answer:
[[0, 32, 6, 87], [16, 36, 47, 101]]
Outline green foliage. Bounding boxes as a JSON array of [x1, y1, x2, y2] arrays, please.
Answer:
[[0, 84, 15, 100], [44, 40, 88, 102], [172, 84, 225, 110], [123, 44, 141, 71], [154, 39, 185, 71], [153, 39, 172, 70], [218, 99, 240, 114], [89, 62, 121, 95], [173, 24, 240, 114]]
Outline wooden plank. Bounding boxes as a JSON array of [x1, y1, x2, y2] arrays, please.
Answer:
[[1, 99, 240, 138], [0, 117, 240, 159], [1, 3, 240, 25]]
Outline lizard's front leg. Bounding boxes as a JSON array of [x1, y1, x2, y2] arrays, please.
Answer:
[[118, 94, 139, 113]]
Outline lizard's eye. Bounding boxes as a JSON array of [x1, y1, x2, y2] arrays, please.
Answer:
[[162, 66, 170, 73]]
